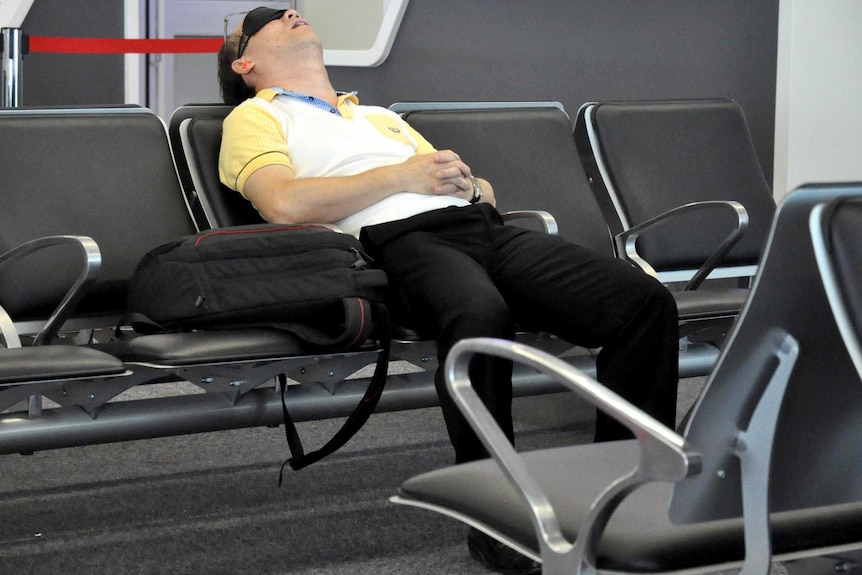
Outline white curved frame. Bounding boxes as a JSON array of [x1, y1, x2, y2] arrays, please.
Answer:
[[321, 0, 409, 67], [811, 202, 862, 379], [0, 0, 34, 27]]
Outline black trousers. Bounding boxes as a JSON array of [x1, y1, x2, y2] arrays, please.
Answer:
[[361, 204, 679, 464]]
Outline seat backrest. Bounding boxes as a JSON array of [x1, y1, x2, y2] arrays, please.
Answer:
[[669, 183, 862, 523], [812, 193, 862, 385], [395, 103, 613, 256], [0, 107, 198, 323], [177, 115, 264, 229], [168, 104, 264, 230], [576, 99, 776, 276]]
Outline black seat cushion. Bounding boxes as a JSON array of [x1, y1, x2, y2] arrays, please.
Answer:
[[399, 440, 862, 572], [92, 328, 311, 365], [0, 346, 124, 384]]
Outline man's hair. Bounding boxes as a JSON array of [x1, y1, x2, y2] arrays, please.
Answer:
[[217, 36, 256, 105]]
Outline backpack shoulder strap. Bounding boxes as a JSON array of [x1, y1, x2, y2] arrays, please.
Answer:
[[278, 302, 391, 481]]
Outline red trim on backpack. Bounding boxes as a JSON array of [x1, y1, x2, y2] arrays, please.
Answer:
[[193, 225, 330, 247]]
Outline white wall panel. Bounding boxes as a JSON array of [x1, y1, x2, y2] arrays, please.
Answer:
[[774, 0, 862, 198]]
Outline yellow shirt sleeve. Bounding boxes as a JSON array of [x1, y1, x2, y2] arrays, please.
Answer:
[[218, 100, 293, 197]]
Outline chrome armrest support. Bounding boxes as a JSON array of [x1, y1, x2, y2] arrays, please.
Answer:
[[501, 210, 559, 235], [0, 235, 101, 345], [445, 337, 701, 573], [615, 200, 748, 290]]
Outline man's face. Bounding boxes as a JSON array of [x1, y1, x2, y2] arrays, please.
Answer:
[[228, 7, 312, 60]]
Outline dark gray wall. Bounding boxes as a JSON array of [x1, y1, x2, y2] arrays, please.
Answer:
[[328, 0, 778, 184], [21, 0, 125, 106], [17, 0, 778, 183]]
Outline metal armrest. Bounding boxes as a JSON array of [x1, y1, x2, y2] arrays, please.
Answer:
[[445, 337, 700, 572], [501, 210, 559, 235], [615, 200, 748, 290], [0, 235, 101, 345]]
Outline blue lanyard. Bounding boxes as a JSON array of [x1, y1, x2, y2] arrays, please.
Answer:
[[271, 88, 356, 117]]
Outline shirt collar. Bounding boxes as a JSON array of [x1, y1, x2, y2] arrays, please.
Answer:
[[257, 88, 359, 119]]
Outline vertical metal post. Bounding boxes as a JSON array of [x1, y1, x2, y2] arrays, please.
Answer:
[[1, 28, 24, 107]]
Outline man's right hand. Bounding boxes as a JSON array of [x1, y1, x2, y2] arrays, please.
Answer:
[[399, 150, 474, 200]]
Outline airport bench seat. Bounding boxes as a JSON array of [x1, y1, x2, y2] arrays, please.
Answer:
[[393, 184, 862, 574], [0, 104, 612, 457], [394, 102, 751, 338], [171, 101, 721, 382], [574, 99, 778, 338], [0, 107, 390, 455], [0, 232, 136, 416], [168, 103, 616, 427]]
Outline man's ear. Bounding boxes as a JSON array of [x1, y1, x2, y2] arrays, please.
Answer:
[[231, 59, 253, 75]]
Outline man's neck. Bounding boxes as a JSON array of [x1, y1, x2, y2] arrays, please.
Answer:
[[258, 51, 338, 105]]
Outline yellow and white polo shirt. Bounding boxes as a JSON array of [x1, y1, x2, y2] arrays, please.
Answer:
[[218, 88, 470, 236]]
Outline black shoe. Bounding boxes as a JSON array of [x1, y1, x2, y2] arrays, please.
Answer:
[[467, 527, 542, 574]]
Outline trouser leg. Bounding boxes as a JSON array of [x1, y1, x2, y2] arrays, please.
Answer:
[[362, 205, 679, 459], [488, 224, 680, 440], [591, 281, 679, 440], [368, 229, 516, 463]]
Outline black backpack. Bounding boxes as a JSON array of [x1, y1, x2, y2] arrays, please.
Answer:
[[126, 223, 390, 477]]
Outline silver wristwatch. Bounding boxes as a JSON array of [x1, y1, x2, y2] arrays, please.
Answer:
[[469, 176, 483, 204]]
